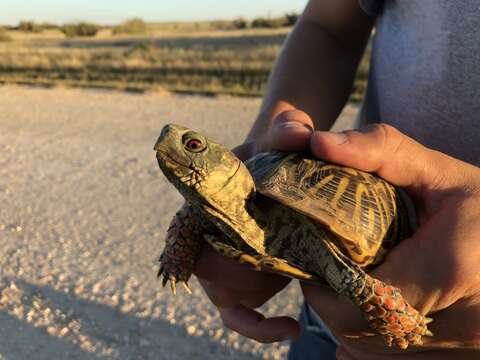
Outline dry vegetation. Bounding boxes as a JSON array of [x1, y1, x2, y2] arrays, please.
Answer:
[[0, 18, 369, 100], [112, 18, 148, 35], [0, 27, 12, 42]]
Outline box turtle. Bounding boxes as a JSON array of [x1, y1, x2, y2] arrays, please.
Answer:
[[154, 123, 433, 349]]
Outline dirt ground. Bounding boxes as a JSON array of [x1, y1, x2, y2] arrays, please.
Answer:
[[0, 85, 357, 359]]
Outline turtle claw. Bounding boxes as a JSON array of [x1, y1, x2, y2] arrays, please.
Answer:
[[181, 281, 193, 294], [425, 317, 434, 325], [157, 267, 193, 296], [425, 329, 434, 337], [170, 277, 177, 296]]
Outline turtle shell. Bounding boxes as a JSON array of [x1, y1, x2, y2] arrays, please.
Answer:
[[245, 152, 413, 267]]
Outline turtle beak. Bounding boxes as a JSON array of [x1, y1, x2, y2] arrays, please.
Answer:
[[153, 138, 164, 152], [154, 123, 175, 151], [154, 123, 195, 169]]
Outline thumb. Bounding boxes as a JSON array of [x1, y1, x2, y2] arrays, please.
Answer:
[[258, 109, 314, 153], [235, 110, 314, 160], [310, 124, 459, 194]]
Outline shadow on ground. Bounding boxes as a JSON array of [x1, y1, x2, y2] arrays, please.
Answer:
[[0, 279, 258, 360]]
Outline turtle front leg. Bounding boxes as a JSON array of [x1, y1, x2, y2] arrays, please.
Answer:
[[158, 203, 203, 295]]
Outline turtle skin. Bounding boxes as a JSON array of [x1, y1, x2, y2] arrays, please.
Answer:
[[154, 123, 433, 349]]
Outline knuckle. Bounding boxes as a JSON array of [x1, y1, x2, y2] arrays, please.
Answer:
[[371, 123, 402, 151], [347, 123, 400, 172], [363, 123, 401, 151]]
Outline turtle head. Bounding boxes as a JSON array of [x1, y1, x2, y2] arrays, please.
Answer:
[[154, 124, 255, 212]]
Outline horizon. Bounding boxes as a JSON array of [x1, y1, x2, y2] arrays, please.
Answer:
[[1, 0, 308, 26]]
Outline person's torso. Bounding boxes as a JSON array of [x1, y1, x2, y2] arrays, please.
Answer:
[[364, 0, 480, 166]]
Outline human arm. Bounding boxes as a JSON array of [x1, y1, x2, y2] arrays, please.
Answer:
[[245, 0, 374, 148]]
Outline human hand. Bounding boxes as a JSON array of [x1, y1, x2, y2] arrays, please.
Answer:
[[303, 124, 480, 359]]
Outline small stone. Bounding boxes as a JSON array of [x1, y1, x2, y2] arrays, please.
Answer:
[[111, 294, 120, 306], [9, 282, 18, 290], [26, 310, 36, 322], [13, 306, 24, 317], [187, 325, 196, 335], [47, 326, 58, 336], [92, 283, 102, 295]]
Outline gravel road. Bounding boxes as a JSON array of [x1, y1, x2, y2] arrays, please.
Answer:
[[0, 85, 357, 359]]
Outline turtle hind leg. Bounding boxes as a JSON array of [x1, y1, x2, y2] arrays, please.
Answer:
[[321, 239, 433, 349], [355, 276, 433, 349], [158, 204, 203, 295], [205, 236, 317, 281]]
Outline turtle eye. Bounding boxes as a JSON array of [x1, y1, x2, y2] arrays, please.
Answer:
[[185, 138, 206, 152]]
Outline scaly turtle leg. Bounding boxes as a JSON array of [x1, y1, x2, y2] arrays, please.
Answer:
[[158, 203, 203, 295], [321, 239, 433, 349]]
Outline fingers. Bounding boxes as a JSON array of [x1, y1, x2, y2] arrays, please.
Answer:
[[310, 124, 458, 192], [195, 244, 296, 342], [218, 305, 301, 343], [198, 277, 286, 309]]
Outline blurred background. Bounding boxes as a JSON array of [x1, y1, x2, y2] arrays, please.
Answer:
[[0, 1, 361, 359], [0, 0, 367, 100]]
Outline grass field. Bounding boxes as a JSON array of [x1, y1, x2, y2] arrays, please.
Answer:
[[0, 22, 369, 100]]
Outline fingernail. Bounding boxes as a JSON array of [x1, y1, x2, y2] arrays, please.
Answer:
[[319, 131, 348, 145], [275, 121, 313, 133]]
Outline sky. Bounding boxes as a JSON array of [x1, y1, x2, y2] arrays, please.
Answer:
[[1, 0, 308, 25]]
